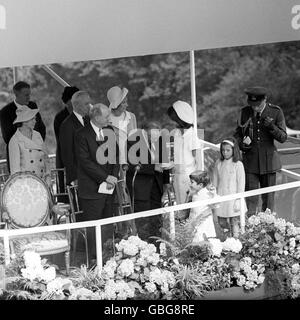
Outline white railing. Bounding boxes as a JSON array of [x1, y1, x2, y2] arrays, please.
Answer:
[[1, 139, 300, 270], [1, 179, 300, 269]]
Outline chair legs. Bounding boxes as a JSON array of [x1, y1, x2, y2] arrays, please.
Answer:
[[72, 229, 89, 269]]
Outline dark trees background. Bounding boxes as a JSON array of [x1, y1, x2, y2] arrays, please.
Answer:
[[0, 41, 299, 157]]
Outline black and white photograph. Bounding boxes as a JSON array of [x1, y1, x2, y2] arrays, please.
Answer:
[[0, 0, 300, 304]]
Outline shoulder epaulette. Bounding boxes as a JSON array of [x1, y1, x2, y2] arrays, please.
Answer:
[[268, 103, 281, 110]]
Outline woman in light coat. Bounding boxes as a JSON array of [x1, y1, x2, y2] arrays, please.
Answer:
[[8, 105, 49, 181]]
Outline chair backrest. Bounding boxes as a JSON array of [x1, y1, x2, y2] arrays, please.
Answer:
[[49, 168, 68, 198], [1, 172, 52, 228], [67, 184, 82, 222]]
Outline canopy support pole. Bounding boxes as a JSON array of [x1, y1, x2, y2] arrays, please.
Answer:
[[41, 65, 70, 87], [189, 50, 204, 170], [189, 50, 197, 132], [12, 67, 17, 84]]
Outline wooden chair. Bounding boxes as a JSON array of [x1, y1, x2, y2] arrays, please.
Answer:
[[1, 172, 71, 275], [67, 184, 89, 267]]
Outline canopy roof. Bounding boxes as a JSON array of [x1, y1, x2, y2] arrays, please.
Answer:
[[0, 0, 299, 68]]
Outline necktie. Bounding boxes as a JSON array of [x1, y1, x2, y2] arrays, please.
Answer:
[[99, 128, 104, 141]]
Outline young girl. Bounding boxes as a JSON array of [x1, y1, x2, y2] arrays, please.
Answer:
[[213, 137, 246, 238], [188, 170, 217, 243]]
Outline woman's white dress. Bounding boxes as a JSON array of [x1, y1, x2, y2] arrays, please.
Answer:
[[172, 127, 202, 204]]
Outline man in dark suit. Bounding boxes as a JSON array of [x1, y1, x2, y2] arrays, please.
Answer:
[[54, 86, 79, 173], [75, 103, 119, 260], [53, 86, 79, 198], [126, 121, 170, 242], [0, 81, 46, 172], [234, 86, 287, 216], [59, 90, 91, 186]]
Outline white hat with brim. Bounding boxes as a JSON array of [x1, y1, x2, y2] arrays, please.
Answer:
[[172, 100, 194, 124], [107, 86, 128, 110], [13, 105, 39, 124]]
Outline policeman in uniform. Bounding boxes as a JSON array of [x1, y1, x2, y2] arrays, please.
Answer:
[[234, 87, 287, 216]]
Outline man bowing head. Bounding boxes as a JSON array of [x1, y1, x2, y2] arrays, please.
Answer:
[[75, 103, 119, 261]]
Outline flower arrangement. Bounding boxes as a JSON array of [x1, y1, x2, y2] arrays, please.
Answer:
[[1, 210, 300, 300], [232, 257, 265, 290], [101, 236, 175, 300]]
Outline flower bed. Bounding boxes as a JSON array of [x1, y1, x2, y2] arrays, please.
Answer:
[[0, 210, 300, 300]]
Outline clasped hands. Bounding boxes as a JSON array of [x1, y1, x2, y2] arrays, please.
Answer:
[[106, 175, 118, 190]]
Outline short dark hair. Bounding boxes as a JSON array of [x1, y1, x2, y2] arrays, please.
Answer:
[[189, 170, 210, 187], [61, 86, 79, 104], [220, 137, 241, 162], [13, 81, 30, 92]]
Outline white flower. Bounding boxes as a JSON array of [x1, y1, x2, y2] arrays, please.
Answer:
[[123, 243, 139, 256], [222, 238, 242, 253], [257, 275, 265, 284], [146, 253, 160, 266], [208, 238, 223, 257], [117, 259, 134, 277], [149, 268, 163, 285], [274, 218, 287, 234], [289, 238, 296, 248], [247, 270, 258, 282], [236, 275, 246, 286], [23, 251, 42, 269], [115, 280, 135, 300], [145, 282, 157, 293], [104, 280, 117, 300], [244, 280, 256, 290], [41, 266, 56, 283], [292, 264, 300, 275], [21, 265, 44, 281], [103, 259, 118, 278]]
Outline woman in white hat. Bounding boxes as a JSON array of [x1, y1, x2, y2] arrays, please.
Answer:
[[167, 100, 202, 205], [107, 86, 137, 164], [8, 105, 49, 180]]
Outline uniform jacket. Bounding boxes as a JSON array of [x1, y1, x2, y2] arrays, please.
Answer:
[[0, 101, 46, 172], [75, 122, 120, 200], [8, 129, 48, 178], [59, 112, 86, 185], [53, 107, 70, 169], [234, 103, 287, 174]]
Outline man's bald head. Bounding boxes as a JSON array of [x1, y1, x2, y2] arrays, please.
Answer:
[[71, 91, 91, 116], [89, 103, 111, 128]]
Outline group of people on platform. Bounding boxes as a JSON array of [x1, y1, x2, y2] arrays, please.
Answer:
[[0, 81, 288, 263]]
